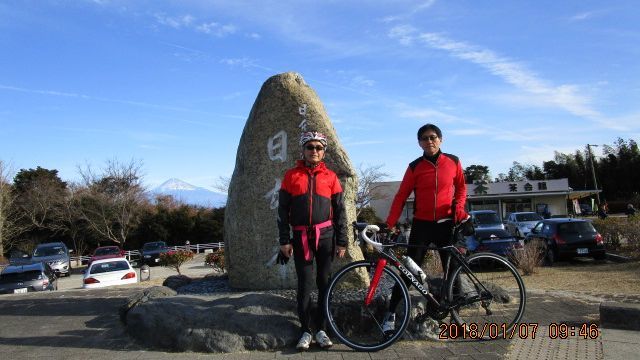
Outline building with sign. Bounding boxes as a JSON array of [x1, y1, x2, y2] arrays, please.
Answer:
[[369, 178, 600, 223]]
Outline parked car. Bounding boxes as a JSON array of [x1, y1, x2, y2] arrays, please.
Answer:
[[82, 258, 138, 289], [505, 212, 544, 238], [465, 228, 522, 257], [141, 241, 168, 266], [525, 218, 606, 265], [88, 246, 126, 266], [579, 203, 594, 216], [0, 262, 58, 294], [31, 242, 71, 277], [469, 210, 505, 230], [8, 249, 32, 266]]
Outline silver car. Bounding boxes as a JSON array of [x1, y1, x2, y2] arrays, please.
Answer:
[[31, 242, 71, 277], [0, 262, 58, 294], [505, 212, 544, 238]]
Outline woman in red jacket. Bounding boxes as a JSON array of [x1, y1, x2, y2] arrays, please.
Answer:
[[278, 131, 347, 350], [383, 123, 468, 332]]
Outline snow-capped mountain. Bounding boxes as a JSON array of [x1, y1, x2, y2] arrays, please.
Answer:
[[152, 178, 227, 208]]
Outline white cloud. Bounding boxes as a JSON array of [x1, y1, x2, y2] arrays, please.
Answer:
[[382, 0, 437, 23], [388, 25, 417, 45], [389, 29, 602, 120], [0, 84, 219, 119], [351, 76, 376, 88], [154, 13, 237, 38], [399, 108, 457, 123], [154, 14, 195, 29], [246, 32, 262, 39], [568, 10, 609, 22], [219, 57, 273, 72], [196, 22, 237, 37]]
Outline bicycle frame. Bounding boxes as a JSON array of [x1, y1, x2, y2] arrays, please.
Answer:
[[359, 225, 495, 315]]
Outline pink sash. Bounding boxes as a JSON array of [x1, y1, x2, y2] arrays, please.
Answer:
[[293, 220, 333, 261]]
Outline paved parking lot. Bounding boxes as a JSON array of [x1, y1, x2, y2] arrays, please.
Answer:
[[59, 253, 214, 290]]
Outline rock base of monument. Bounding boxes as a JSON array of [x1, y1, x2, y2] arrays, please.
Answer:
[[120, 276, 444, 353]]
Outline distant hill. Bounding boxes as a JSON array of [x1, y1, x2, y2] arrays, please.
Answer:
[[152, 178, 227, 208]]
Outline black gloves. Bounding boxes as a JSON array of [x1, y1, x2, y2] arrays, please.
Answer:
[[277, 252, 290, 265], [460, 216, 475, 236]]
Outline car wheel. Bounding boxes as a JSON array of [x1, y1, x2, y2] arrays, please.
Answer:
[[594, 252, 607, 261], [545, 247, 556, 266]]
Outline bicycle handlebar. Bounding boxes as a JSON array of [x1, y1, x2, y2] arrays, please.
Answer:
[[359, 224, 384, 252]]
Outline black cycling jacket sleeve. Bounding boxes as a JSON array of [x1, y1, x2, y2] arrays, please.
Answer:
[[277, 188, 292, 245], [331, 191, 348, 247]]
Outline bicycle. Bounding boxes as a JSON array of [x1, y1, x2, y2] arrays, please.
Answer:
[[324, 221, 526, 351]]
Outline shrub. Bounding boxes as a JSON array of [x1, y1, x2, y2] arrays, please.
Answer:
[[592, 217, 640, 258], [509, 240, 545, 276], [159, 250, 195, 275], [205, 248, 225, 272]]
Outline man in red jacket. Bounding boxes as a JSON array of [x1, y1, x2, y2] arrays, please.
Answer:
[[383, 123, 468, 332], [278, 131, 347, 350]]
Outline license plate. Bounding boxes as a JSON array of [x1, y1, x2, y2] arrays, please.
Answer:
[[577, 248, 589, 254], [154, 258, 160, 263], [14, 288, 27, 294]]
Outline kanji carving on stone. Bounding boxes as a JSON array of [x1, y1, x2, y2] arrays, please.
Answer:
[[267, 130, 287, 162], [264, 178, 282, 210]]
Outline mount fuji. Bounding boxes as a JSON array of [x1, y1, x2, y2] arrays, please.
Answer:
[[152, 178, 227, 208]]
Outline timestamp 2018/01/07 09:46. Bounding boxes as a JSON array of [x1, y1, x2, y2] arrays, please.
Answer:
[[439, 322, 600, 340]]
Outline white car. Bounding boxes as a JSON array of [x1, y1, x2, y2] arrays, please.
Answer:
[[83, 258, 138, 289]]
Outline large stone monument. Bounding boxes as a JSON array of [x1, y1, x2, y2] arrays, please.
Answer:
[[225, 72, 363, 289]]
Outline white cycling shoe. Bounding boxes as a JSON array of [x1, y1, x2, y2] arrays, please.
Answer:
[[382, 312, 396, 333], [315, 330, 333, 348], [296, 332, 313, 351]]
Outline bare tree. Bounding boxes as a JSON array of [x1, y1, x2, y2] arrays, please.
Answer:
[[355, 163, 390, 217], [0, 161, 27, 256], [212, 175, 230, 194], [77, 159, 147, 246], [55, 183, 91, 263]]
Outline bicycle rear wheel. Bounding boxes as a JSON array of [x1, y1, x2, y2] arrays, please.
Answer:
[[324, 260, 411, 351], [447, 253, 526, 339]]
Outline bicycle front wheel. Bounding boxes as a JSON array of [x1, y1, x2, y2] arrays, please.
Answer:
[[447, 253, 526, 339], [324, 260, 411, 352]]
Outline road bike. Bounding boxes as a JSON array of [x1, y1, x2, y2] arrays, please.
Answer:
[[324, 221, 526, 351]]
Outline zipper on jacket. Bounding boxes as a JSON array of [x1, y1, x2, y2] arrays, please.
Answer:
[[434, 161, 438, 220], [308, 172, 315, 225]]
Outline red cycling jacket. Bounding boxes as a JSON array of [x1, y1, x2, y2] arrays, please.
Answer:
[[386, 152, 467, 228], [278, 160, 347, 247]]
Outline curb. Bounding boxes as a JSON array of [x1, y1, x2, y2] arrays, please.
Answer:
[[606, 253, 632, 263], [600, 302, 640, 331]]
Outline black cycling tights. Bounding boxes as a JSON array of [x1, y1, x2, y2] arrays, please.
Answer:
[[293, 235, 333, 334], [389, 218, 454, 313]]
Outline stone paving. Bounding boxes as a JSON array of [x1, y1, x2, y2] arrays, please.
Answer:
[[1, 284, 635, 359]]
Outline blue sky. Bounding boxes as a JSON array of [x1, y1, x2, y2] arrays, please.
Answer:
[[1, 1, 638, 190]]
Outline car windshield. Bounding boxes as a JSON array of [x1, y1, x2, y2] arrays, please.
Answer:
[[94, 247, 120, 256], [558, 222, 596, 235], [33, 246, 66, 257], [0, 270, 43, 283], [89, 261, 130, 274], [474, 213, 501, 224], [515, 213, 543, 222], [143, 243, 165, 251]]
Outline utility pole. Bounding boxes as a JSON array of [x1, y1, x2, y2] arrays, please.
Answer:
[[587, 144, 600, 205]]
